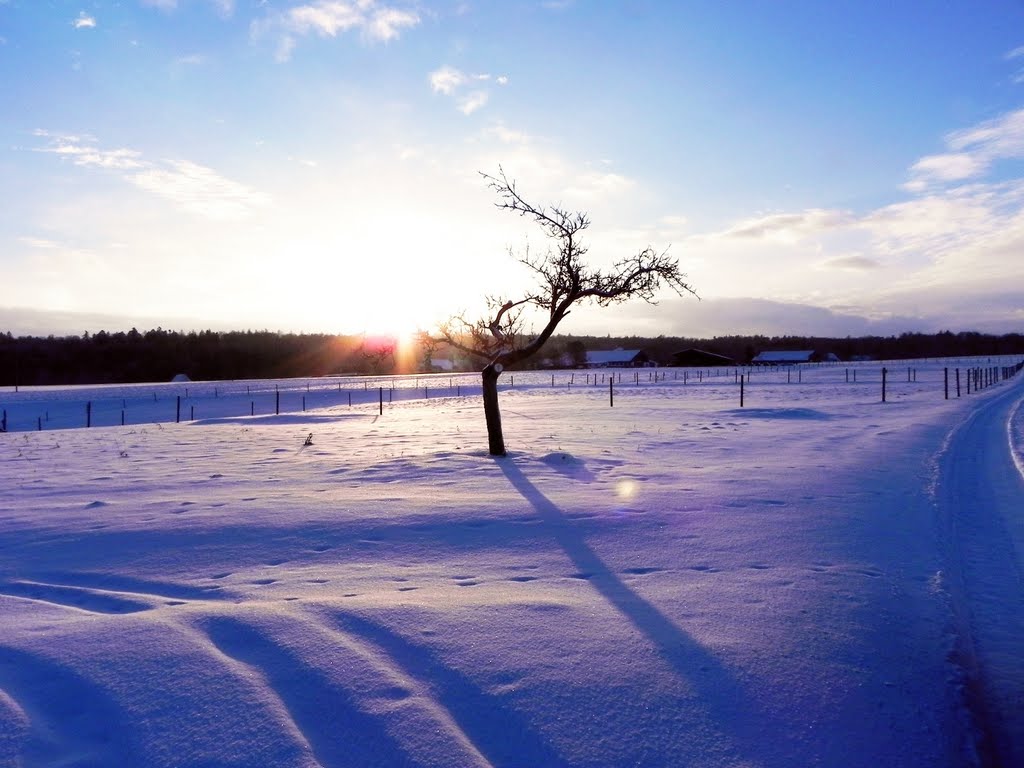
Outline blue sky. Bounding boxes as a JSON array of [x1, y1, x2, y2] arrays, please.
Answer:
[[2, 0, 1023, 339]]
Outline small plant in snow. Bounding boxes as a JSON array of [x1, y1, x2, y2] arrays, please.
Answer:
[[303, 433, 314, 447]]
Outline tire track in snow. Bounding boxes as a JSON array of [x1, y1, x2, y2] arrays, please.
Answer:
[[937, 378, 1024, 768]]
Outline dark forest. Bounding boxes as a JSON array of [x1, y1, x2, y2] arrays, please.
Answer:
[[1, 327, 1022, 386]]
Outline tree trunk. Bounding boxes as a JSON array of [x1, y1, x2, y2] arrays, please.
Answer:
[[482, 363, 506, 456]]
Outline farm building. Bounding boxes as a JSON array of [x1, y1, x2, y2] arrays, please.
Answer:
[[671, 349, 736, 367], [584, 349, 653, 368], [752, 350, 815, 365], [751, 350, 838, 365]]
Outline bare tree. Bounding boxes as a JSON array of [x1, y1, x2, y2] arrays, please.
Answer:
[[439, 168, 697, 456], [357, 337, 395, 375], [414, 330, 440, 373]]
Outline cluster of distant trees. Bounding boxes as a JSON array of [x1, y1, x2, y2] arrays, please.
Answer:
[[1, 328, 1021, 387], [0, 328, 408, 386]]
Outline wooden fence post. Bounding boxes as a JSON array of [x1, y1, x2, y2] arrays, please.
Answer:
[[609, 378, 614, 407], [740, 374, 745, 407], [944, 367, 948, 400], [176, 395, 181, 423], [881, 368, 887, 403]]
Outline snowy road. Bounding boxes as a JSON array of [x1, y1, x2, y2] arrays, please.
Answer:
[[938, 375, 1024, 767]]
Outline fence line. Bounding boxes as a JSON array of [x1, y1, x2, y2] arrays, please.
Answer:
[[2, 356, 1022, 433]]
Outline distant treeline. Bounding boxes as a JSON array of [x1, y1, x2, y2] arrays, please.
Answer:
[[557, 331, 1024, 369], [1, 327, 1022, 386]]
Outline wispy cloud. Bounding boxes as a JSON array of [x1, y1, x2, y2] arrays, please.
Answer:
[[820, 255, 881, 271], [33, 132, 267, 220], [252, 1, 419, 61], [429, 65, 508, 114], [458, 91, 488, 115], [722, 209, 851, 241], [175, 54, 206, 67], [73, 12, 96, 29], [141, 0, 234, 14], [905, 107, 1024, 190], [19, 236, 60, 249], [129, 160, 269, 220], [563, 171, 635, 201], [35, 131, 145, 170], [487, 121, 530, 144]]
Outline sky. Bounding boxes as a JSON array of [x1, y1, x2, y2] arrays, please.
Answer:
[[1, 0, 1024, 340]]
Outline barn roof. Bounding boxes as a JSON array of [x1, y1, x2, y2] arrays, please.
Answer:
[[585, 349, 644, 365], [752, 350, 815, 363]]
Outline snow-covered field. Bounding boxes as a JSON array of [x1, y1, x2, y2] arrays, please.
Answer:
[[1, 357, 1022, 767]]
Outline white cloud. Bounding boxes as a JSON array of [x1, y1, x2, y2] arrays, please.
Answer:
[[905, 153, 983, 187], [1005, 45, 1024, 60], [430, 65, 507, 114], [429, 65, 465, 95], [906, 108, 1024, 190], [458, 91, 488, 115], [33, 133, 267, 220], [253, 1, 419, 60], [366, 7, 418, 41], [73, 12, 96, 29]]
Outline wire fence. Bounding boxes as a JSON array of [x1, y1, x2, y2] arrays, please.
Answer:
[[1, 356, 1022, 434]]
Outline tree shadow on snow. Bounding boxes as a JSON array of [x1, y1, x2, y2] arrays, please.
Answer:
[[497, 456, 794, 768]]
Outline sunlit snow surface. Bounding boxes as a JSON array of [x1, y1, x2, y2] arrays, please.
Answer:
[[1, 359, 1022, 767]]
